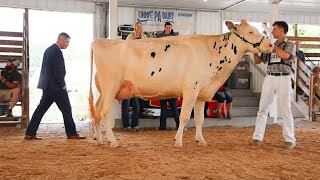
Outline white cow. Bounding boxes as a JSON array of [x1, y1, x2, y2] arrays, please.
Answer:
[[89, 20, 273, 147]]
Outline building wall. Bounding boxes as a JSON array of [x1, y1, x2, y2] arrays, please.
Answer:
[[0, 0, 96, 13]]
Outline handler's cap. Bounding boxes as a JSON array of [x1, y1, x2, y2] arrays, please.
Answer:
[[8, 58, 20, 67]]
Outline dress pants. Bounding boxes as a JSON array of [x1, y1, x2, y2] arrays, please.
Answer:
[[121, 97, 140, 128], [160, 98, 180, 130], [26, 89, 77, 137]]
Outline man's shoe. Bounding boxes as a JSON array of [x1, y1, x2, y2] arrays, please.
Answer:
[[67, 134, 86, 139], [227, 112, 232, 119], [131, 126, 140, 131], [123, 127, 132, 131], [284, 142, 296, 150], [252, 139, 262, 147], [216, 111, 222, 118], [24, 135, 42, 140]]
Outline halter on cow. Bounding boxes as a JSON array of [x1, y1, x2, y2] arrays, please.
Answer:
[[89, 20, 273, 147]]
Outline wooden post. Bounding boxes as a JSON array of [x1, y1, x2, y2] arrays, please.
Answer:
[[22, 8, 29, 128]]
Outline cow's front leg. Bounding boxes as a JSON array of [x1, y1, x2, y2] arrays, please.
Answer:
[[194, 100, 207, 146], [175, 93, 197, 147]]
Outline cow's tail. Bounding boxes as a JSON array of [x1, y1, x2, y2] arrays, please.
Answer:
[[89, 44, 99, 135]]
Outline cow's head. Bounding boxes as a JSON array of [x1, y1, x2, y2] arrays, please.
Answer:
[[226, 20, 273, 53]]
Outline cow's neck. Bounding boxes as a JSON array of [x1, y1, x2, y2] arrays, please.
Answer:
[[200, 33, 247, 101]]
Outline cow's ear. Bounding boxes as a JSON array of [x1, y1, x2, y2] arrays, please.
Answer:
[[240, 19, 249, 26], [225, 21, 237, 31]]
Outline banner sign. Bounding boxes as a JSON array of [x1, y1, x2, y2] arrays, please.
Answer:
[[136, 8, 194, 35]]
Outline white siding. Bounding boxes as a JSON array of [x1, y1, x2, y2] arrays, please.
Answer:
[[0, 0, 95, 13], [224, 10, 320, 25], [118, 6, 136, 25], [196, 11, 222, 35]]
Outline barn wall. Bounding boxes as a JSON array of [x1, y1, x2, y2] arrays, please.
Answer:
[[224, 10, 320, 25], [117, 7, 221, 35], [0, 0, 96, 13], [196, 11, 222, 35]]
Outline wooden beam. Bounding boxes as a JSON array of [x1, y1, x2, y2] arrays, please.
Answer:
[[298, 79, 310, 95], [305, 53, 320, 57], [301, 44, 320, 49], [0, 55, 22, 60], [0, 47, 23, 53], [288, 36, 320, 42], [0, 31, 23, 37], [0, 40, 23, 46], [298, 69, 310, 84], [299, 61, 312, 75]]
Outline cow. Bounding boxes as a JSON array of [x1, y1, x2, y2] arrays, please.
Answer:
[[89, 20, 273, 147]]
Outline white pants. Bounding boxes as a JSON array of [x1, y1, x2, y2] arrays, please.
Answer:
[[252, 75, 296, 143]]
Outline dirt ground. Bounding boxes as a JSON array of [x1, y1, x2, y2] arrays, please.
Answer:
[[0, 119, 320, 180]]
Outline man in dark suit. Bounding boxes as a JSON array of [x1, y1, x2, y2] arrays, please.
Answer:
[[25, 32, 85, 140]]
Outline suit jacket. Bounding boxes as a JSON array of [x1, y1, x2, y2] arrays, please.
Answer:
[[37, 43, 66, 91]]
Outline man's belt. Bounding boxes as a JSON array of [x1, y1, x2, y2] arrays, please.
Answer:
[[268, 72, 290, 76]]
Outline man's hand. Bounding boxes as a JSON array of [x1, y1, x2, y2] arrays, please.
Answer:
[[0, 75, 4, 81], [253, 53, 262, 64]]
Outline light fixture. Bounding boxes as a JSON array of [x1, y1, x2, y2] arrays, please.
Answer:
[[204, 0, 207, 2]]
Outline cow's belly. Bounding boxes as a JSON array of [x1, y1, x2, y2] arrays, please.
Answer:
[[132, 80, 183, 100]]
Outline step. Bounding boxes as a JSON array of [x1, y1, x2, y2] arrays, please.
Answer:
[[231, 106, 259, 117], [114, 116, 274, 129], [229, 89, 260, 97], [232, 97, 260, 107]]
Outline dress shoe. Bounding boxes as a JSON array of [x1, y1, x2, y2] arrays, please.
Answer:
[[252, 139, 262, 147], [24, 135, 42, 140], [284, 142, 296, 150], [67, 134, 86, 139]]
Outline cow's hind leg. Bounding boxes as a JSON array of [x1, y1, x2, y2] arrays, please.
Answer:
[[194, 100, 207, 146], [96, 91, 119, 147], [93, 121, 102, 143], [175, 93, 197, 147]]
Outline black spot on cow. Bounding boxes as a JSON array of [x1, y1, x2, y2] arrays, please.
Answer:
[[218, 46, 222, 54], [151, 52, 156, 58], [151, 71, 155, 76], [216, 66, 219, 69], [220, 60, 225, 64], [209, 63, 212, 67], [224, 43, 228, 47], [233, 46, 237, 55], [213, 41, 216, 49], [159, 68, 162, 72], [228, 61, 231, 63], [218, 67, 222, 71], [231, 44, 234, 49], [195, 81, 198, 85], [164, 44, 171, 51]]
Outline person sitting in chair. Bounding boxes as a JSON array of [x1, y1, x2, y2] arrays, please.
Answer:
[[0, 58, 22, 117]]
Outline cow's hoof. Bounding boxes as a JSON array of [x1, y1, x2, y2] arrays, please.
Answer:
[[110, 142, 119, 147], [197, 141, 207, 146], [174, 141, 183, 147]]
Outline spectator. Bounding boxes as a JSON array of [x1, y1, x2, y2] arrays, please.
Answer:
[[25, 32, 85, 140], [121, 22, 146, 131], [295, 40, 306, 63], [214, 80, 233, 119], [204, 80, 233, 119], [0, 58, 22, 117], [252, 21, 296, 149], [126, 22, 147, 40], [156, 22, 180, 130]]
